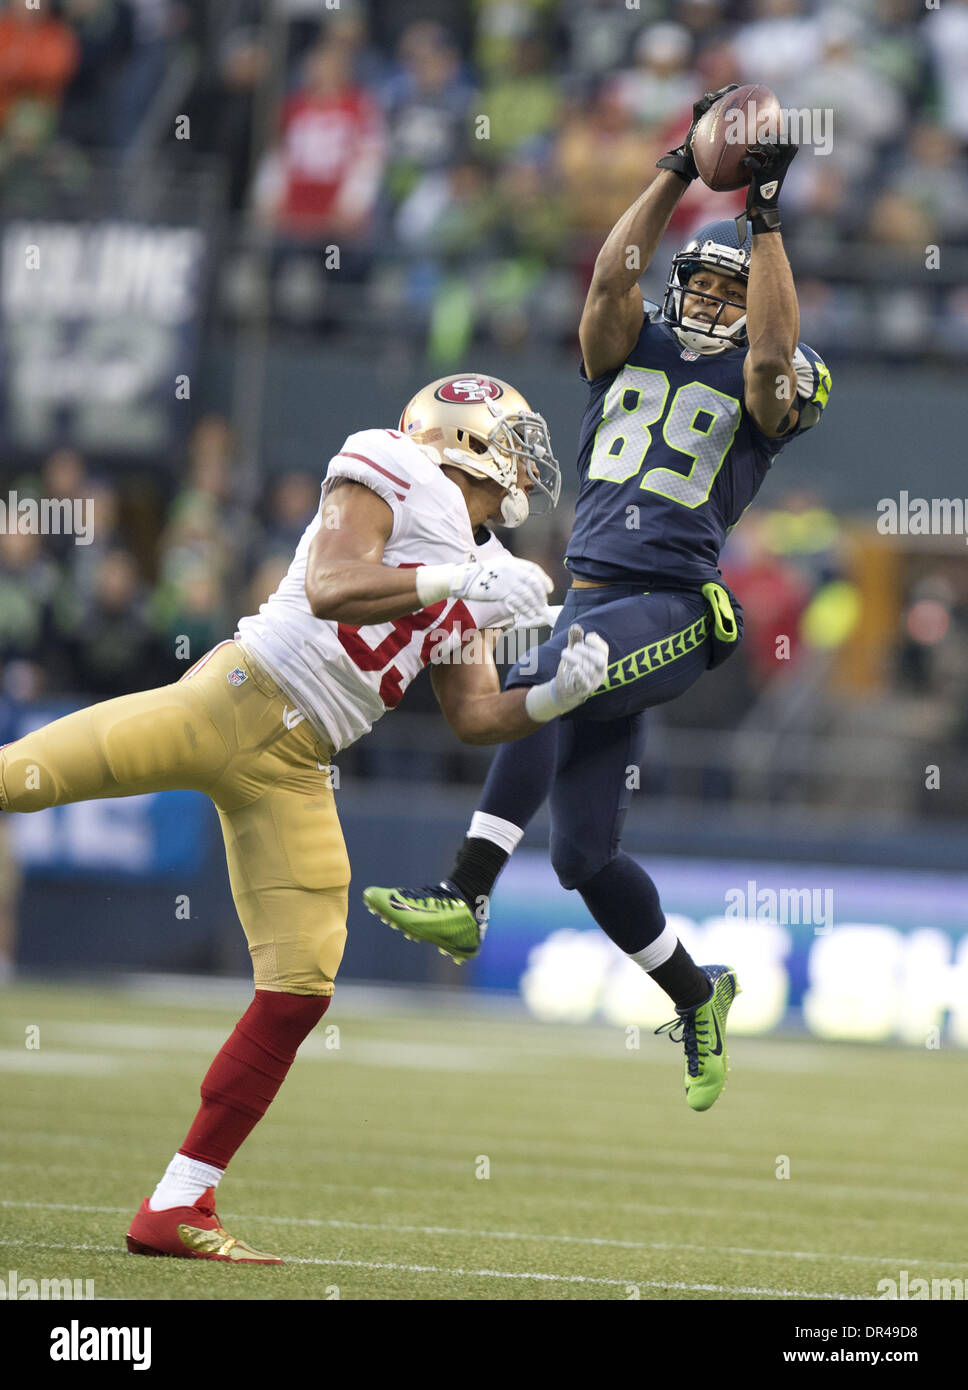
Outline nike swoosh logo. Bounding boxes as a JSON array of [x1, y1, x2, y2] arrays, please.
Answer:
[[388, 895, 439, 914], [710, 1016, 724, 1056]]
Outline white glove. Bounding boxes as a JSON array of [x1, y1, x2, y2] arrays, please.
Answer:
[[525, 624, 610, 723], [508, 603, 562, 634], [416, 555, 554, 624]]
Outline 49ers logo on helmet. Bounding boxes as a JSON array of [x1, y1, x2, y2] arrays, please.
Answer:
[[435, 376, 503, 404]]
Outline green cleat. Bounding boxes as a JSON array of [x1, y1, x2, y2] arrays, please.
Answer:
[[362, 883, 484, 963], [655, 965, 740, 1112]]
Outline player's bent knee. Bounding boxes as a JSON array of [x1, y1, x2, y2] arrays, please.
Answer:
[[550, 836, 609, 892], [249, 932, 347, 995], [247, 886, 348, 995], [253, 976, 337, 998], [0, 750, 60, 812], [249, 943, 344, 996]]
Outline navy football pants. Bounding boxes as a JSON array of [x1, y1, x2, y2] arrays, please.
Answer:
[[480, 584, 739, 903]]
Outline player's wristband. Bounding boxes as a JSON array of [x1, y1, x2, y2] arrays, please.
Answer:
[[735, 207, 782, 242], [415, 564, 456, 606], [656, 148, 695, 184], [750, 207, 782, 235], [524, 680, 565, 724]]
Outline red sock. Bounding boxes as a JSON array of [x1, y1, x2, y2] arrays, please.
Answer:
[[179, 991, 329, 1170]]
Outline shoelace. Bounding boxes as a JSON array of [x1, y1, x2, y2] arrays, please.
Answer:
[[655, 1010, 709, 1078], [407, 884, 467, 909]]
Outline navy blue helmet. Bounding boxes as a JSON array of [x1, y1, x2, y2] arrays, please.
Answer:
[[661, 218, 753, 354]]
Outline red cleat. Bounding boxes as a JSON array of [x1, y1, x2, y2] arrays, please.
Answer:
[[126, 1188, 283, 1264]]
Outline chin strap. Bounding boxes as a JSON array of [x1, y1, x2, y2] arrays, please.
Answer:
[[675, 326, 733, 356], [499, 487, 529, 528]]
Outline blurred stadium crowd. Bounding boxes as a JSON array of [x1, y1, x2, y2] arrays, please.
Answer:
[[4, 0, 968, 353], [0, 419, 305, 703], [2, 0, 967, 822]]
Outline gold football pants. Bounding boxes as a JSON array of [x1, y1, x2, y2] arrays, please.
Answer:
[[0, 641, 349, 995]]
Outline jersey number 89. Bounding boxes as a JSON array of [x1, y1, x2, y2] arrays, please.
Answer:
[[589, 366, 741, 509]]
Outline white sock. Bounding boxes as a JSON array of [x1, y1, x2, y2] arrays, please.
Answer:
[[148, 1153, 225, 1212], [628, 922, 678, 973], [468, 811, 524, 856]]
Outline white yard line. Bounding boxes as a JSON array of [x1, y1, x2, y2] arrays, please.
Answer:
[[0, 1050, 121, 1075], [0, 1199, 956, 1271], [29, 1022, 506, 1073], [0, 1237, 858, 1299]]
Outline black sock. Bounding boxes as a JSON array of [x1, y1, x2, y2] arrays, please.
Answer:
[[648, 942, 711, 1012], [445, 836, 509, 916]]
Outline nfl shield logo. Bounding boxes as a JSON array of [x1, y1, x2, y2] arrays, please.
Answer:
[[681, 348, 700, 361], [226, 666, 248, 686]]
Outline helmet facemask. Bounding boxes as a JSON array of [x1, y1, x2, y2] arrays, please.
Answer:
[[662, 237, 751, 355], [444, 400, 561, 529], [399, 374, 561, 529]]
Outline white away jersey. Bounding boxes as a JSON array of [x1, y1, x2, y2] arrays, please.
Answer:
[[236, 428, 517, 753]]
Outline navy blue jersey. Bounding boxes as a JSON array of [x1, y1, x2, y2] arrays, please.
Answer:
[[566, 303, 831, 587]]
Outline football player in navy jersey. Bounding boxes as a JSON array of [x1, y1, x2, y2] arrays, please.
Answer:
[[366, 87, 832, 1112]]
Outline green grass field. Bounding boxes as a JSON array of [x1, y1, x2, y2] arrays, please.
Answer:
[[0, 979, 964, 1302]]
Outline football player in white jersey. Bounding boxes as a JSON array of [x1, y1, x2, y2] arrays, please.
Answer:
[[0, 373, 608, 1263]]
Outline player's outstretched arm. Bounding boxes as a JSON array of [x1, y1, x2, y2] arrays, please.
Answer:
[[579, 85, 738, 380], [306, 480, 554, 625], [579, 173, 683, 380], [741, 140, 801, 438], [431, 626, 608, 746]]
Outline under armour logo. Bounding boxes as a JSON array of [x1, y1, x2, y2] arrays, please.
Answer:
[[283, 706, 305, 730]]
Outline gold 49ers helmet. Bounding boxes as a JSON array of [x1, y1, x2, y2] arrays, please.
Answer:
[[398, 373, 560, 527]]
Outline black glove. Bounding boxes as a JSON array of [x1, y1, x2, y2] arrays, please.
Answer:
[[738, 138, 799, 235], [656, 84, 739, 184]]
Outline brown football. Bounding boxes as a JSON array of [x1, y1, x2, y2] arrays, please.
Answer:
[[691, 83, 783, 191]]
